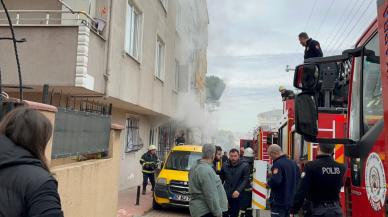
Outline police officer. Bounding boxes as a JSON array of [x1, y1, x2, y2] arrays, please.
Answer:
[[267, 144, 300, 217], [140, 145, 158, 195], [290, 143, 346, 217], [239, 147, 255, 217], [298, 32, 323, 60]]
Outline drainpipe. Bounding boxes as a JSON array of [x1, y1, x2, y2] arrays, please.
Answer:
[[103, 0, 114, 98]]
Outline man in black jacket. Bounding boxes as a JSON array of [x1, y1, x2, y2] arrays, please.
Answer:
[[220, 149, 250, 217], [298, 32, 323, 60], [140, 145, 158, 194], [267, 144, 300, 217]]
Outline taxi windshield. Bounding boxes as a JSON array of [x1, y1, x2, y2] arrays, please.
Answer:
[[164, 151, 202, 171]]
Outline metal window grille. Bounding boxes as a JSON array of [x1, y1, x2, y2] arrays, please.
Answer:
[[125, 118, 142, 152]]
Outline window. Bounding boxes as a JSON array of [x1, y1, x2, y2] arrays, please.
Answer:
[[125, 1, 141, 60], [362, 33, 383, 133], [125, 118, 142, 152], [155, 37, 165, 80], [149, 128, 158, 146], [174, 60, 179, 91], [349, 57, 362, 140], [165, 151, 202, 171], [160, 0, 168, 11]]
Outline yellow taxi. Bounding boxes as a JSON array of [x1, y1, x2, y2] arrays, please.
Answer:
[[153, 145, 202, 209]]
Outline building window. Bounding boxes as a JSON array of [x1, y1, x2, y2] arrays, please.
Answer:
[[125, 118, 142, 152], [174, 60, 179, 91], [125, 1, 142, 60], [155, 36, 165, 80], [160, 0, 168, 11]]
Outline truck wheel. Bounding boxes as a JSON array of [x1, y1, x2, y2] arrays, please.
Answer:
[[152, 197, 162, 210]]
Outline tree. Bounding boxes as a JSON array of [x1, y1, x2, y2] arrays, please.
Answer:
[[206, 76, 226, 102]]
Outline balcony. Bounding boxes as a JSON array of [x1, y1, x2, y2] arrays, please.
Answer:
[[0, 9, 107, 94]]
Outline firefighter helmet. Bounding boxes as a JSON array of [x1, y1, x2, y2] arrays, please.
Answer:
[[148, 145, 157, 150], [279, 85, 286, 92], [243, 147, 254, 157]]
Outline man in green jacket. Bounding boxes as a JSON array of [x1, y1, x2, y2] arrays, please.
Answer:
[[189, 144, 228, 217]]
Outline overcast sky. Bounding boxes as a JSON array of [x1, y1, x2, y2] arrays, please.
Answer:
[[207, 0, 377, 133]]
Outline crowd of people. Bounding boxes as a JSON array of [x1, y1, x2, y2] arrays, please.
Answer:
[[189, 142, 345, 217]]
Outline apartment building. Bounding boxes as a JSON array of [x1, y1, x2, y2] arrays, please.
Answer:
[[0, 0, 208, 190]]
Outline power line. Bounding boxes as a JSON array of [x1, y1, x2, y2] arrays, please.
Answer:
[[321, 0, 352, 49], [304, 0, 318, 31], [315, 0, 335, 37], [326, 0, 367, 55], [325, 0, 364, 54], [330, 0, 374, 54]]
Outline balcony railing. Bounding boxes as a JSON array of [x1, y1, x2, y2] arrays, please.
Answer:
[[0, 10, 105, 35]]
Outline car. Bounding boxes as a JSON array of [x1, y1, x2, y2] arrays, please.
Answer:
[[153, 145, 202, 209]]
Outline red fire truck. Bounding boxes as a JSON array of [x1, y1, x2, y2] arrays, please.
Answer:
[[292, 1, 388, 216], [240, 128, 277, 162]]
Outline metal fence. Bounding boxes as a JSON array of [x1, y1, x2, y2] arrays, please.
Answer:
[[51, 107, 111, 159]]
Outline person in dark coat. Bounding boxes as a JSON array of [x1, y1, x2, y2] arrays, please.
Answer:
[[0, 107, 63, 217], [267, 144, 300, 217], [239, 147, 255, 217], [140, 145, 158, 194], [175, 131, 185, 145], [213, 145, 223, 175], [298, 32, 323, 60], [222, 151, 228, 164], [220, 149, 250, 217], [290, 143, 346, 217]]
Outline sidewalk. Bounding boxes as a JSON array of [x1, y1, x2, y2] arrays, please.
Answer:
[[117, 186, 153, 217]]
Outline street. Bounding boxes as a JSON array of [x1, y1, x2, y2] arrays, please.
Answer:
[[139, 208, 190, 217]]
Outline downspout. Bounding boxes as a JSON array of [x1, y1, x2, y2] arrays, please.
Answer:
[[104, 0, 114, 98]]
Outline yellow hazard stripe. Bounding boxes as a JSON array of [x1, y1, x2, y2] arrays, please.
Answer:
[[252, 199, 265, 209], [253, 178, 267, 189]]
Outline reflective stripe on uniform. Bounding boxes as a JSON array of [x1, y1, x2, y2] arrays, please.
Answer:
[[142, 170, 155, 174]]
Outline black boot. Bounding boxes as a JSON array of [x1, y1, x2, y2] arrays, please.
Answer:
[[142, 188, 146, 195]]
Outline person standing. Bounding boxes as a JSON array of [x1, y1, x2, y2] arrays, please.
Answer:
[[267, 144, 300, 217], [239, 147, 255, 217], [290, 143, 346, 217], [222, 151, 228, 164], [279, 86, 295, 101], [175, 131, 185, 145], [0, 107, 64, 217], [220, 149, 250, 217], [140, 145, 158, 194], [189, 144, 228, 217], [298, 32, 323, 60], [213, 146, 223, 175]]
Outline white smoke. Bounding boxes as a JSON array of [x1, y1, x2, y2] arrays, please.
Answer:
[[174, 92, 219, 145]]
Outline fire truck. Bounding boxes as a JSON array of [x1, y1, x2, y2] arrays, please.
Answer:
[[292, 1, 388, 216], [277, 98, 347, 168], [240, 128, 277, 162]]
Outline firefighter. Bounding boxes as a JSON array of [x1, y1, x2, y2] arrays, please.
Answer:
[[290, 143, 346, 217], [140, 145, 158, 195], [239, 147, 255, 217], [267, 144, 300, 217], [176, 131, 185, 145], [279, 86, 295, 101], [213, 145, 223, 175], [298, 32, 323, 60]]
